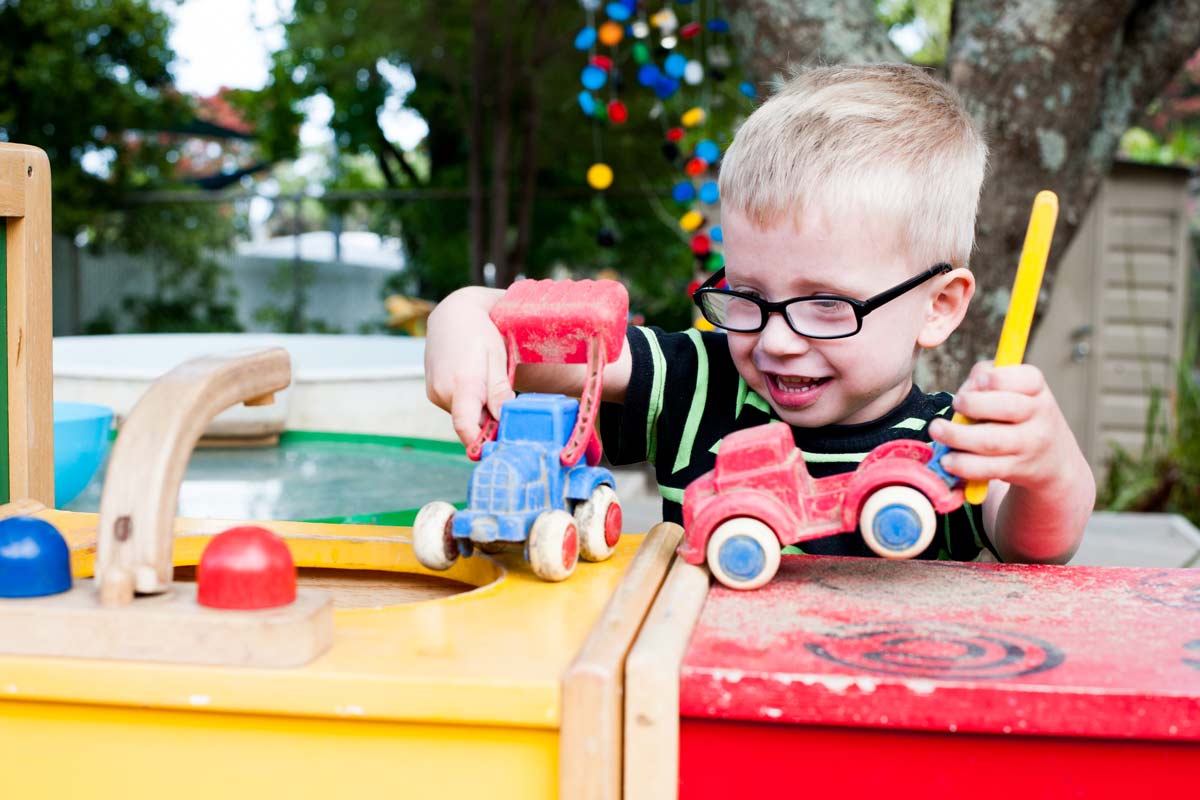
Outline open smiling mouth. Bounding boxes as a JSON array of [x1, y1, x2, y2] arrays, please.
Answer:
[[769, 374, 831, 394]]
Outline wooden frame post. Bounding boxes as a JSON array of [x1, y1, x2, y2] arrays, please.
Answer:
[[0, 143, 54, 506]]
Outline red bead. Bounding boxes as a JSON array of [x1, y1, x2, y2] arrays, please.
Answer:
[[607, 99, 628, 124], [691, 233, 711, 255], [197, 526, 296, 610], [687, 278, 702, 298], [685, 157, 706, 176], [590, 54, 614, 71], [681, 21, 702, 39], [666, 127, 685, 142]]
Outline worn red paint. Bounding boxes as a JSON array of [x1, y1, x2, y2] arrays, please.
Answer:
[[681, 557, 1200, 740]]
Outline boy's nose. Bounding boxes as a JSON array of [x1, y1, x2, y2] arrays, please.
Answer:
[[755, 311, 811, 357]]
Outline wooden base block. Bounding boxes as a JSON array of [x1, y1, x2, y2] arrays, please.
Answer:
[[0, 580, 333, 668]]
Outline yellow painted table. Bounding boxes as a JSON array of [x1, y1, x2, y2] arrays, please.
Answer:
[[0, 504, 672, 799]]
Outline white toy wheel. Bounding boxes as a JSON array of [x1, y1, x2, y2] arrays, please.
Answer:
[[705, 517, 781, 591], [858, 485, 937, 559], [574, 484, 622, 562], [413, 501, 459, 571], [528, 510, 580, 582]]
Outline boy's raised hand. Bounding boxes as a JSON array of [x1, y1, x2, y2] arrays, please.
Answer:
[[928, 361, 1081, 491], [424, 287, 513, 447]]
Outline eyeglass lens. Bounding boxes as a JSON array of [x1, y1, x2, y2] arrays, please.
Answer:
[[699, 293, 860, 337]]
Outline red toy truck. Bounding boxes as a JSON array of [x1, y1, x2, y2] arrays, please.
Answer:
[[680, 422, 964, 589]]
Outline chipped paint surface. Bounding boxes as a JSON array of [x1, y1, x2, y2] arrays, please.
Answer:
[[680, 557, 1200, 739]]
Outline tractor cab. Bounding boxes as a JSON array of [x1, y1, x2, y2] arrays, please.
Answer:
[[462, 394, 581, 543]]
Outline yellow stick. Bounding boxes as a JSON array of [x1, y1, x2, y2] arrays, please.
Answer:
[[961, 190, 1059, 505]]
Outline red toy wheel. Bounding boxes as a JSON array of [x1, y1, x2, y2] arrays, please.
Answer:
[[574, 484, 622, 562], [529, 510, 579, 582]]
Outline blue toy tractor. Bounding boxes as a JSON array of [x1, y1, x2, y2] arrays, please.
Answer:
[[414, 393, 623, 582]]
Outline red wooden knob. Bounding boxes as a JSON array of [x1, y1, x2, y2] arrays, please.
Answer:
[[197, 526, 296, 609]]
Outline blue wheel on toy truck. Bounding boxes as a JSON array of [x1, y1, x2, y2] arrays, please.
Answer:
[[858, 485, 937, 559], [705, 517, 782, 591]]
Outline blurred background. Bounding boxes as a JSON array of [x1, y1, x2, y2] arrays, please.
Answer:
[[1, 0, 1198, 540]]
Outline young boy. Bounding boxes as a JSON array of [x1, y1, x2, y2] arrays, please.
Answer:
[[424, 64, 1095, 564]]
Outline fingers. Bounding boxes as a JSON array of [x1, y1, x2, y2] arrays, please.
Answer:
[[450, 380, 488, 447], [961, 363, 1046, 395], [952, 390, 1037, 424], [930, 419, 1022, 456], [485, 341, 515, 419], [937, 451, 1020, 482]]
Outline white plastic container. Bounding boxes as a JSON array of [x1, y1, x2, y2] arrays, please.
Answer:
[[53, 334, 456, 441]]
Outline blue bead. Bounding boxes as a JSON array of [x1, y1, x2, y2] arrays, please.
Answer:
[[574, 26, 597, 50], [672, 181, 696, 203], [637, 63, 661, 87], [582, 65, 607, 91], [695, 140, 720, 163], [707, 18, 730, 32], [664, 53, 688, 79], [0, 517, 72, 598], [710, 225, 723, 243], [578, 91, 597, 116], [699, 181, 720, 204], [739, 81, 757, 99], [654, 76, 679, 99], [605, 1, 632, 21]]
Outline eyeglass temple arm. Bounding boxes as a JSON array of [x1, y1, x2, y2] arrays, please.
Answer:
[[859, 263, 951, 313]]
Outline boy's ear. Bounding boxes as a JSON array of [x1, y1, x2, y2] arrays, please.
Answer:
[[916, 268, 975, 348]]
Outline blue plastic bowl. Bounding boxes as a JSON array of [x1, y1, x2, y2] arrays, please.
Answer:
[[53, 402, 113, 508]]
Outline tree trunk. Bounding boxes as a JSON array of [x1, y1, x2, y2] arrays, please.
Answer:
[[724, 0, 1200, 389], [467, 0, 491, 286], [488, 15, 518, 287]]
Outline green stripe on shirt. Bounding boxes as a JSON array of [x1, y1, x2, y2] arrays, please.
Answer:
[[638, 326, 667, 463], [658, 484, 685, 503], [892, 417, 928, 431], [672, 328, 709, 474]]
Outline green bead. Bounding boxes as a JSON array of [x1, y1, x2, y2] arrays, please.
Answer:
[[706, 252, 724, 272], [593, 104, 607, 121], [633, 42, 650, 64]]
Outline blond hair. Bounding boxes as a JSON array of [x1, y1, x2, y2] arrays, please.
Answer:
[[719, 64, 988, 268]]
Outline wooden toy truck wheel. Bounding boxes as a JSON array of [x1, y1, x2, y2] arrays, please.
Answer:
[[858, 485, 937, 559], [528, 510, 579, 582], [413, 501, 459, 571], [574, 484, 622, 563], [705, 517, 782, 591]]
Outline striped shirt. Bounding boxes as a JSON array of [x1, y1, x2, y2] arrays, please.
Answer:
[[599, 326, 997, 561]]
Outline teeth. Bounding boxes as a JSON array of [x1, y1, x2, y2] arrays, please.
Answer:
[[774, 375, 824, 392]]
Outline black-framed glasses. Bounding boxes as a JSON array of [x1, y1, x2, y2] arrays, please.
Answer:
[[692, 263, 952, 339]]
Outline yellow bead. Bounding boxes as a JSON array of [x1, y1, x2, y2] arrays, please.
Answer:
[[679, 210, 704, 231], [694, 315, 715, 332], [681, 107, 706, 127], [587, 163, 614, 191]]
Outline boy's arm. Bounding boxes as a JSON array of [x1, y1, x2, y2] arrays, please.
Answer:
[[928, 363, 1095, 564], [425, 286, 632, 447]]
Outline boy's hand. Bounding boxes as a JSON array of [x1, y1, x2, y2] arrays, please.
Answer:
[[424, 287, 512, 447], [928, 362, 1077, 491]]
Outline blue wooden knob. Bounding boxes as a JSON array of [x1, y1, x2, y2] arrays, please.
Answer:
[[0, 517, 72, 598]]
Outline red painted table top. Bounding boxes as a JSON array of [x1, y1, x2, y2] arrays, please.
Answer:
[[680, 556, 1200, 741]]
